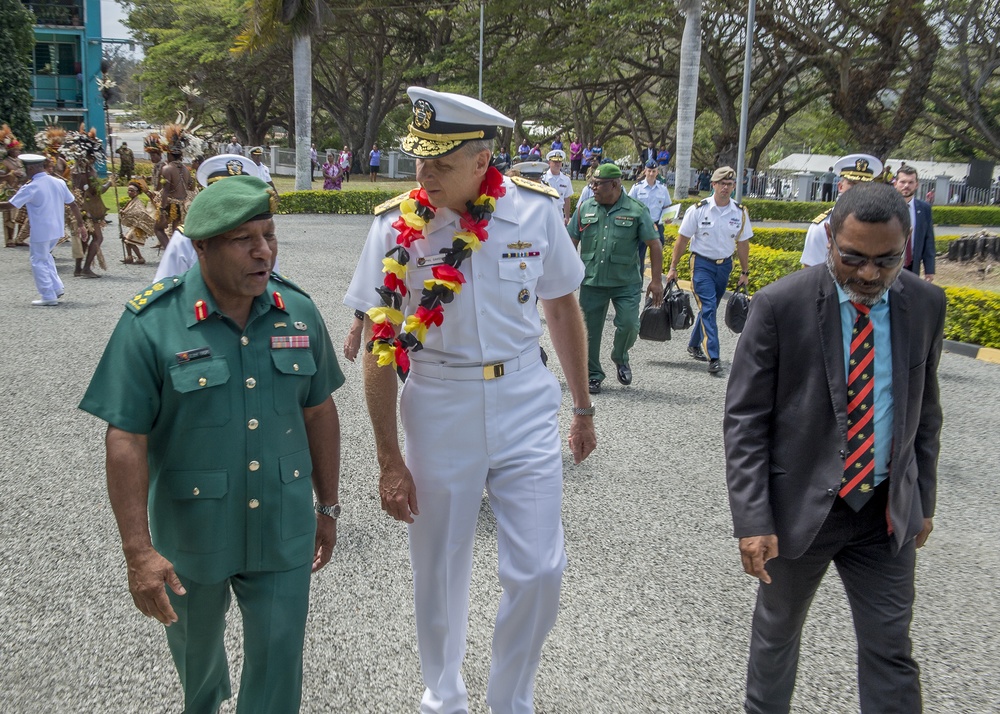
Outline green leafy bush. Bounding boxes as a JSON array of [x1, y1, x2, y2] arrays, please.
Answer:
[[662, 240, 805, 293], [943, 287, 1000, 349], [931, 206, 1000, 226], [276, 189, 399, 215]]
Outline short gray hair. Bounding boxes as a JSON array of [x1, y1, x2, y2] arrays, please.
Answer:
[[461, 139, 494, 157]]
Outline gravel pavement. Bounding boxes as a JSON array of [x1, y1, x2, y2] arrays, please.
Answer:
[[1, 214, 997, 713]]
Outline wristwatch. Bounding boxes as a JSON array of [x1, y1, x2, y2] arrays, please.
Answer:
[[315, 502, 341, 519], [573, 405, 596, 416]]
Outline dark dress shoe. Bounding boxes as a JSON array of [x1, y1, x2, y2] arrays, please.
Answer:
[[687, 345, 708, 362], [588, 379, 602, 394], [708, 358, 722, 374], [616, 363, 632, 385]]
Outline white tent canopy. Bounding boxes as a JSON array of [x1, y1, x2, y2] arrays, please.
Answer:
[[768, 153, 972, 179]]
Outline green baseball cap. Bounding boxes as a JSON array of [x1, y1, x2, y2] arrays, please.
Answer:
[[594, 163, 622, 179], [184, 175, 278, 241]]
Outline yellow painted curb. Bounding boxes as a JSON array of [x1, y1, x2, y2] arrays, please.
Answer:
[[977, 347, 1000, 364]]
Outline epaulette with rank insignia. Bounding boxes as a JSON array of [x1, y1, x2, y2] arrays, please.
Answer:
[[509, 175, 560, 198], [373, 191, 413, 216], [696, 198, 710, 207], [812, 208, 832, 225], [270, 272, 310, 297], [126, 277, 181, 314]]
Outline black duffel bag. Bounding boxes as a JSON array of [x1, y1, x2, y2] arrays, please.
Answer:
[[639, 296, 671, 342], [725, 285, 751, 334], [665, 279, 695, 330]]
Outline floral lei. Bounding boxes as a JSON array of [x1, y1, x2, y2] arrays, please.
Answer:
[[367, 165, 506, 380]]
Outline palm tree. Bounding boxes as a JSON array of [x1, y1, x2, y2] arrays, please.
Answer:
[[674, 0, 702, 199], [235, 0, 325, 191]]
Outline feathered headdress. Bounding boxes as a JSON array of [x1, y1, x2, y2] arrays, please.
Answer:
[[164, 112, 205, 161], [61, 125, 105, 168], [127, 176, 149, 192], [144, 132, 166, 154], [34, 126, 67, 157], [0, 125, 22, 160]]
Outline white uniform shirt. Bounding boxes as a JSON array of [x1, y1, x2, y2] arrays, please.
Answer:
[[345, 178, 584, 366], [678, 194, 752, 260], [8, 173, 75, 242], [541, 170, 573, 201], [628, 179, 671, 224], [255, 162, 272, 184], [800, 217, 830, 266], [577, 183, 594, 205]]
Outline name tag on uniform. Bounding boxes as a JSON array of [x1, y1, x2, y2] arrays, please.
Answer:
[[614, 217, 635, 227], [271, 336, 310, 349], [415, 254, 447, 268], [175, 346, 211, 364]]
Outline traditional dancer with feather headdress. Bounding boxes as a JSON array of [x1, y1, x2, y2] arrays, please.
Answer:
[[0, 125, 27, 247], [119, 177, 155, 264], [63, 125, 111, 277]]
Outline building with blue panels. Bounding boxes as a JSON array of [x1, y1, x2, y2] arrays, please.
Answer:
[[23, 0, 105, 144]]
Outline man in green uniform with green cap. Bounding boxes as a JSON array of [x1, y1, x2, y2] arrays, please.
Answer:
[[568, 162, 663, 394], [79, 174, 345, 713]]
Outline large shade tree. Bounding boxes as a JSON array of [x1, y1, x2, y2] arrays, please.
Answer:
[[0, 0, 36, 150]]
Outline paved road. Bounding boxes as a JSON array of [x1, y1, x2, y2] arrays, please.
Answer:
[[1, 215, 997, 713]]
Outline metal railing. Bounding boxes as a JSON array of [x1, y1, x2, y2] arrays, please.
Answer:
[[23, 0, 84, 26]]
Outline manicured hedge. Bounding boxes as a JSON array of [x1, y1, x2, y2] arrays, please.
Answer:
[[662, 239, 806, 294], [942, 286, 1000, 348], [276, 189, 399, 215]]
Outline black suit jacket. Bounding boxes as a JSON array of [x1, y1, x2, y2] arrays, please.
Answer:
[[907, 198, 935, 277], [724, 267, 944, 558]]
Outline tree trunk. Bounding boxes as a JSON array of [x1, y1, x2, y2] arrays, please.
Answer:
[[293, 32, 312, 191], [674, 0, 702, 199]]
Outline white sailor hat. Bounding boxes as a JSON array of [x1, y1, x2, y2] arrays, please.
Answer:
[[510, 161, 548, 180], [195, 153, 256, 188], [248, 145, 264, 156], [400, 87, 514, 159], [546, 149, 566, 162], [835, 154, 882, 183], [19, 153, 47, 165]]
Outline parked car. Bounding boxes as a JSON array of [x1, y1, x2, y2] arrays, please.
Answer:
[[133, 120, 149, 129]]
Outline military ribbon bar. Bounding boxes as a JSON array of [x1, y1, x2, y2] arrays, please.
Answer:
[[271, 335, 310, 349]]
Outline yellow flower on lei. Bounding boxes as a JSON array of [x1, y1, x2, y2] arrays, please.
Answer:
[[403, 314, 430, 343], [425, 277, 463, 293], [370, 341, 397, 367], [382, 256, 406, 278], [399, 199, 427, 230], [367, 306, 404, 325], [453, 230, 482, 252]]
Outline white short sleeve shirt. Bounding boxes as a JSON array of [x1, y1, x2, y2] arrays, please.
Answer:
[[678, 195, 752, 260], [8, 173, 75, 243]]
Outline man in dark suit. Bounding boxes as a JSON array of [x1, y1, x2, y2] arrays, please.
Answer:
[[724, 182, 944, 714], [895, 164, 935, 281]]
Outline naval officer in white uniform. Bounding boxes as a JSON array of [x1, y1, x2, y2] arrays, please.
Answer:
[[344, 86, 597, 714]]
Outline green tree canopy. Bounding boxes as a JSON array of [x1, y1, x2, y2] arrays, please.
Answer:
[[0, 0, 37, 150]]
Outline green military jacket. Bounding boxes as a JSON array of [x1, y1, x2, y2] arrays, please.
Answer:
[[567, 190, 657, 287], [79, 267, 344, 584]]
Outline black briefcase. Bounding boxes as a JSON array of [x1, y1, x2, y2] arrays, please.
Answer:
[[725, 285, 751, 333], [639, 297, 671, 341], [666, 279, 695, 330]]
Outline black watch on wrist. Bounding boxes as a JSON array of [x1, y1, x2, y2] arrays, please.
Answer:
[[354, 309, 365, 321], [315, 503, 341, 519]]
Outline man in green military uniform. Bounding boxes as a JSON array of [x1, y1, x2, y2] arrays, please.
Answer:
[[79, 175, 344, 713], [568, 162, 663, 394]]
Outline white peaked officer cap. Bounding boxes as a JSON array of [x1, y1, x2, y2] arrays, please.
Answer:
[[400, 86, 514, 159]]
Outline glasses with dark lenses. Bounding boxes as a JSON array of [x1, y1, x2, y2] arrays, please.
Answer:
[[830, 233, 905, 269], [589, 179, 616, 189]]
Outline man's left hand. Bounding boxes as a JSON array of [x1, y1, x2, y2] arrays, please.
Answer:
[[915, 517, 933, 548], [646, 279, 664, 307], [568, 414, 597, 464], [924, 274, 935, 283], [312, 513, 337, 572], [737, 272, 749, 287]]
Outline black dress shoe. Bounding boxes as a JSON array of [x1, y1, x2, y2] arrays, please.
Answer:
[[708, 358, 722, 374], [616, 363, 632, 385], [588, 379, 602, 394], [687, 345, 708, 362]]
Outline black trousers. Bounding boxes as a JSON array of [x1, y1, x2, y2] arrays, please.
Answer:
[[821, 183, 834, 202], [745, 481, 921, 713]]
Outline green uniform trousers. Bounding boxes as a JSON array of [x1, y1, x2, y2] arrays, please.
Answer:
[[165, 561, 312, 714], [579, 283, 641, 383]]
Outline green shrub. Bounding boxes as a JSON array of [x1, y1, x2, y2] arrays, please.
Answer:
[[662, 240, 804, 293], [943, 286, 1000, 349], [276, 189, 398, 215], [931, 206, 1000, 226]]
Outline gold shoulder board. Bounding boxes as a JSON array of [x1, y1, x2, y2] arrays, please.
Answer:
[[510, 175, 560, 198], [126, 278, 181, 314], [812, 209, 832, 225], [373, 191, 412, 216]]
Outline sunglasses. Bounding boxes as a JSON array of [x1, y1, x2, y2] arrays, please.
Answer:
[[830, 232, 906, 269], [589, 179, 618, 188]]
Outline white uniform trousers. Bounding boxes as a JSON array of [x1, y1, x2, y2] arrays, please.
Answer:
[[30, 237, 63, 301], [400, 359, 567, 714]]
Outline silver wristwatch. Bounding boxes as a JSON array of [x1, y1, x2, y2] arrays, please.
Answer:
[[573, 405, 596, 416], [315, 503, 341, 519]]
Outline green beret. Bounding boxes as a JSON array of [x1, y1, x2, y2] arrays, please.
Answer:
[[184, 174, 277, 241], [594, 163, 622, 179]]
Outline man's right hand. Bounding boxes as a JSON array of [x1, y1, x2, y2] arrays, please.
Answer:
[[739, 534, 779, 584], [125, 548, 186, 625], [379, 462, 419, 524], [665, 268, 678, 284]]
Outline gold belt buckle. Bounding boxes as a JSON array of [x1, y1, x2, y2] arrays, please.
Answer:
[[715, 258, 725, 264], [483, 363, 505, 380]]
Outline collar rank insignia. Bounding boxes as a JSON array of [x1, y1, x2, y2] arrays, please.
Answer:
[[273, 291, 285, 310], [507, 241, 532, 249], [194, 299, 208, 321]]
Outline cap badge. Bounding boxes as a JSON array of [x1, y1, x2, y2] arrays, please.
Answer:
[[226, 159, 243, 176], [855, 158, 869, 173], [413, 99, 434, 130]]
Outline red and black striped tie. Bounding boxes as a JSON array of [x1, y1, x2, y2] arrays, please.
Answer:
[[841, 302, 876, 511]]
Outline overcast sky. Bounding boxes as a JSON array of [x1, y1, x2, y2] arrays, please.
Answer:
[[100, 0, 130, 41]]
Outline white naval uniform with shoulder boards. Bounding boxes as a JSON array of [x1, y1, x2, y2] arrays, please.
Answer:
[[345, 176, 583, 714], [800, 208, 832, 267]]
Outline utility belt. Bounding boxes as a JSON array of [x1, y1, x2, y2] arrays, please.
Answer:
[[408, 346, 540, 381]]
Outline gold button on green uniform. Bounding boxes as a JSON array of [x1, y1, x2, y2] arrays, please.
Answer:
[[248, 419, 258, 430], [249, 460, 260, 471]]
